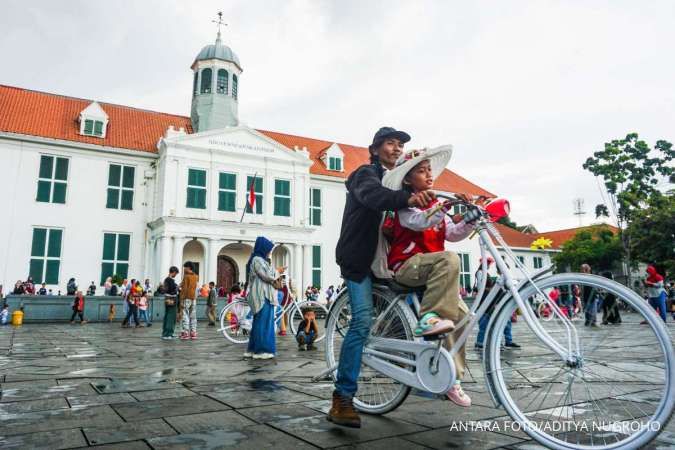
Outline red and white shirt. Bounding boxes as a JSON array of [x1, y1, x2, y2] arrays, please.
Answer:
[[387, 200, 473, 272]]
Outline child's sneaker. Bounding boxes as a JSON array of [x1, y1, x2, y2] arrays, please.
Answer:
[[446, 383, 472, 407], [414, 312, 455, 337], [190, 331, 198, 340], [179, 332, 190, 340]]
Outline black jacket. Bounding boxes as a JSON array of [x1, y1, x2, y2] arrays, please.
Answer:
[[335, 163, 411, 281]]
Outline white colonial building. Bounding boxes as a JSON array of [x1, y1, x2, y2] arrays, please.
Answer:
[[0, 33, 496, 294]]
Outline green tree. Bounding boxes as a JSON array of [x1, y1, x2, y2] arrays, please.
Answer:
[[498, 215, 519, 230], [583, 133, 674, 284], [553, 226, 623, 273], [627, 194, 675, 278]]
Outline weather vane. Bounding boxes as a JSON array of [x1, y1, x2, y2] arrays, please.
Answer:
[[212, 11, 228, 43]]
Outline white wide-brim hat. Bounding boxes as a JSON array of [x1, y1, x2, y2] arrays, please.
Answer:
[[382, 145, 453, 191]]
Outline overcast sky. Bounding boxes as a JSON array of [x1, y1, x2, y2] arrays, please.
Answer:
[[2, 0, 674, 231]]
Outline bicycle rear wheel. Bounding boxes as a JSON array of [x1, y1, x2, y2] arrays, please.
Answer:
[[219, 301, 252, 344], [486, 273, 675, 450], [289, 300, 329, 343], [324, 287, 415, 414]]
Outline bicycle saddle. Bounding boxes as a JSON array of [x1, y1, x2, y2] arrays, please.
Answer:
[[373, 277, 426, 295]]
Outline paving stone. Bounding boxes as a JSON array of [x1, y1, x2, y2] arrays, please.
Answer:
[[147, 424, 316, 449], [402, 428, 525, 449], [83, 418, 176, 445], [0, 404, 123, 436], [92, 378, 181, 394], [206, 383, 318, 408], [0, 427, 86, 449], [0, 380, 98, 402], [0, 397, 69, 414], [333, 437, 430, 450], [164, 410, 257, 433], [112, 395, 230, 421], [387, 400, 504, 429], [130, 386, 197, 401], [237, 403, 324, 423], [68, 392, 136, 407], [74, 441, 151, 450], [268, 413, 427, 448]]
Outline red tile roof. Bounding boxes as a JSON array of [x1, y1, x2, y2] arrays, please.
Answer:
[[0, 84, 495, 197], [0, 85, 192, 153], [492, 223, 620, 250]]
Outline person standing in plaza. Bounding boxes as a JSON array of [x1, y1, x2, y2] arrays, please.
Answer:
[[179, 261, 199, 340], [600, 271, 621, 325], [328, 127, 432, 428], [644, 265, 667, 322], [70, 291, 87, 324], [244, 236, 279, 360], [38, 283, 47, 295], [161, 266, 179, 340], [104, 277, 112, 295], [207, 281, 217, 327], [580, 264, 599, 327]]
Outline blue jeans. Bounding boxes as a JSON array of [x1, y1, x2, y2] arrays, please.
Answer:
[[584, 296, 599, 325], [649, 293, 667, 322], [335, 276, 373, 398], [297, 330, 316, 346], [476, 313, 512, 345], [139, 309, 151, 325]]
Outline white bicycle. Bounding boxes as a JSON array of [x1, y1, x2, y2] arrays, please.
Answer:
[[219, 295, 329, 344], [321, 195, 675, 450]]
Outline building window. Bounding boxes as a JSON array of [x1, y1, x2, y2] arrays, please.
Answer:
[[36, 155, 69, 204], [218, 172, 236, 212], [186, 168, 207, 209], [533, 256, 543, 269], [245, 176, 263, 214], [29, 227, 62, 284], [232, 74, 238, 100], [193, 71, 199, 96], [106, 164, 135, 210], [82, 119, 105, 137], [309, 188, 321, 226], [458, 252, 471, 291], [274, 179, 291, 217], [200, 68, 212, 94], [217, 69, 228, 94], [453, 204, 468, 215], [312, 245, 321, 288], [328, 156, 343, 171], [517, 255, 525, 265], [100, 232, 130, 284]]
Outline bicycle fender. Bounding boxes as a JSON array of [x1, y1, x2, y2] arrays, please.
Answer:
[[481, 266, 553, 408]]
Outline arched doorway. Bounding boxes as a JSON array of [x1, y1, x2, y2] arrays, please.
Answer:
[[272, 245, 290, 271], [217, 255, 239, 292], [182, 239, 205, 283]]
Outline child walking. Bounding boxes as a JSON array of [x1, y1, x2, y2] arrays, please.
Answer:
[[179, 261, 199, 339], [382, 145, 474, 407], [70, 291, 87, 324]]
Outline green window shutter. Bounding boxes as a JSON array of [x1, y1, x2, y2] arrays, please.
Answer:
[[94, 121, 103, 136], [218, 191, 236, 212], [275, 180, 290, 196], [47, 229, 62, 258], [312, 270, 321, 288], [193, 72, 198, 96], [312, 208, 321, 226], [102, 233, 116, 260], [29, 259, 44, 284], [120, 190, 133, 210], [219, 173, 236, 190], [100, 262, 114, 285], [52, 182, 67, 204], [312, 245, 321, 267], [39, 155, 53, 179], [117, 234, 130, 261], [122, 166, 135, 188], [45, 260, 60, 284], [108, 164, 121, 187], [106, 188, 119, 209], [31, 228, 47, 257], [116, 263, 129, 279], [36, 180, 51, 202], [84, 119, 93, 134], [54, 158, 69, 181], [337, 158, 342, 171], [187, 188, 197, 208], [313, 189, 321, 207], [188, 169, 197, 186]]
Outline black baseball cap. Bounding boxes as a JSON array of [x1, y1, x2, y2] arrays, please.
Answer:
[[371, 127, 411, 146]]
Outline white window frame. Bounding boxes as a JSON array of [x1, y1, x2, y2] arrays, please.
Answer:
[[218, 172, 237, 212], [30, 226, 64, 285], [533, 256, 543, 269], [457, 252, 471, 290], [312, 245, 322, 288], [107, 163, 135, 210], [273, 178, 291, 217], [309, 187, 322, 226], [101, 232, 132, 281]]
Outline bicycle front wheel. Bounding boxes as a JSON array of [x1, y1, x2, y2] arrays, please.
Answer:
[[219, 301, 252, 344], [486, 273, 675, 450], [289, 301, 329, 343], [325, 287, 416, 415]]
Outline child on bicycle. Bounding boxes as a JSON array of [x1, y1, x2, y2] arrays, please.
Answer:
[[382, 145, 475, 407]]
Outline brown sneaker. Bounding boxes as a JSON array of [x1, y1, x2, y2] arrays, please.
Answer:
[[327, 391, 361, 428]]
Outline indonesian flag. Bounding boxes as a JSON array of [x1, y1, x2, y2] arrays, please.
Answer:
[[248, 177, 256, 210]]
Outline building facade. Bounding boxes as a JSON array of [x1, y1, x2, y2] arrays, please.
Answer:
[[0, 34, 496, 294]]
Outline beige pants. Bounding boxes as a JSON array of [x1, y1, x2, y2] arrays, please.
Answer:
[[394, 251, 468, 380]]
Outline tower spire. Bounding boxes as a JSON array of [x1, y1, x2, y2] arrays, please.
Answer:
[[212, 11, 227, 45]]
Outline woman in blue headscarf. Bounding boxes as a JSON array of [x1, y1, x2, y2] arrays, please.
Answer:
[[244, 236, 279, 359]]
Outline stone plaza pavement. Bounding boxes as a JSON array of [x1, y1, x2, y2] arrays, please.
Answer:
[[1, 320, 674, 450]]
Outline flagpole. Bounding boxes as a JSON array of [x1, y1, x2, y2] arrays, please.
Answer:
[[239, 172, 258, 223]]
